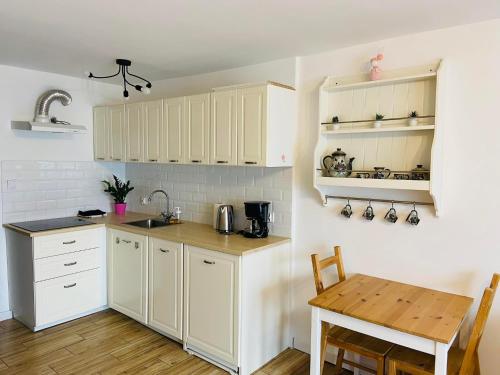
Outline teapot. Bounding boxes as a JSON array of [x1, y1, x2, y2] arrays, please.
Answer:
[[322, 148, 355, 177]]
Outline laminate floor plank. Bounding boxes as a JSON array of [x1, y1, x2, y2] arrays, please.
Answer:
[[0, 309, 351, 375]]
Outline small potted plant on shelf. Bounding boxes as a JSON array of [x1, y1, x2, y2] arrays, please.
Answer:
[[332, 116, 340, 130], [374, 113, 384, 128], [408, 111, 418, 126], [102, 175, 134, 215]]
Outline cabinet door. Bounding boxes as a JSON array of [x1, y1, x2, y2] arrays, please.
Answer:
[[108, 230, 148, 323], [210, 90, 237, 165], [144, 100, 163, 163], [107, 105, 125, 161], [125, 102, 144, 162], [93, 107, 108, 161], [184, 246, 239, 365], [237, 86, 267, 166], [185, 93, 210, 164], [162, 97, 185, 164], [148, 238, 183, 339]]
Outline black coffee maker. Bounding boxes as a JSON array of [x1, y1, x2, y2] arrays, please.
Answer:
[[241, 201, 270, 238]]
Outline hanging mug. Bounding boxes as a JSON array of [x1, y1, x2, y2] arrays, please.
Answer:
[[384, 203, 398, 223], [373, 167, 391, 179], [341, 201, 353, 218], [406, 203, 420, 225], [362, 202, 375, 221]]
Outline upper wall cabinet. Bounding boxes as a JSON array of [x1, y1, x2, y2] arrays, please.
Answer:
[[107, 105, 125, 162], [125, 102, 144, 163], [234, 83, 295, 167], [144, 100, 163, 163], [162, 97, 185, 164], [93, 81, 296, 167], [210, 89, 237, 165], [93, 107, 108, 161], [185, 93, 210, 165]]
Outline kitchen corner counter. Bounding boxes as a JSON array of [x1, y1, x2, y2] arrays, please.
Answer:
[[4, 212, 291, 256]]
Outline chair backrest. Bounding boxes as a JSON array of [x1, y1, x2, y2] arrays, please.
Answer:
[[459, 273, 499, 375], [311, 246, 346, 295]]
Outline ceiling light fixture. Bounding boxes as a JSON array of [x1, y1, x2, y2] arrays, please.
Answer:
[[85, 59, 152, 99]]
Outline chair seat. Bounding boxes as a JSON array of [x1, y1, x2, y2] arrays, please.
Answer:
[[387, 345, 465, 374], [328, 326, 394, 358]]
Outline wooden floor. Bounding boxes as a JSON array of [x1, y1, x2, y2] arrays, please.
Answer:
[[0, 309, 350, 374]]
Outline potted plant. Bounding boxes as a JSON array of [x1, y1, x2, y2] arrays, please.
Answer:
[[102, 175, 134, 215], [332, 115, 340, 130], [374, 113, 384, 128], [408, 111, 418, 126]]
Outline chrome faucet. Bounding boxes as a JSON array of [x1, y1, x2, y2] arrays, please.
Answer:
[[147, 189, 172, 222]]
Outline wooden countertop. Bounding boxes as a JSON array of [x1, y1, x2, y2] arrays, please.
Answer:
[[309, 274, 473, 344], [3, 212, 290, 257]]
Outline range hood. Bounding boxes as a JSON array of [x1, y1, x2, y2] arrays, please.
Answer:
[[11, 89, 87, 134]]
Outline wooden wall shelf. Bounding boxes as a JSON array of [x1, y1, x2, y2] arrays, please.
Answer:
[[313, 61, 446, 216]]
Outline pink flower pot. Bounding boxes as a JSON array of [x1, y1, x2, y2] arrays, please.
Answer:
[[114, 203, 127, 215]]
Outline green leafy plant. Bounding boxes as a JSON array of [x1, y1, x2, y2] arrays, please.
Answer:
[[102, 175, 134, 203], [375, 113, 384, 120], [409, 111, 418, 118], [332, 116, 339, 123]]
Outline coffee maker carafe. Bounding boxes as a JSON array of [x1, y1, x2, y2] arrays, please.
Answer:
[[241, 201, 270, 238]]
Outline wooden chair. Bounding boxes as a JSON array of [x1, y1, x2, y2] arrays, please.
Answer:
[[387, 273, 499, 375], [311, 246, 394, 375]]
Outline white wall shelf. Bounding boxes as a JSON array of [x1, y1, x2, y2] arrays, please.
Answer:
[[313, 61, 446, 216], [321, 124, 435, 135]]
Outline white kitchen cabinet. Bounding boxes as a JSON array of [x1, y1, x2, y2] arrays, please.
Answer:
[[234, 83, 295, 167], [185, 93, 210, 164], [144, 100, 163, 163], [93, 106, 108, 161], [108, 229, 148, 324], [125, 102, 144, 162], [184, 245, 239, 367], [5, 227, 107, 331], [210, 89, 237, 165], [162, 97, 185, 164], [148, 238, 183, 339], [107, 104, 125, 162]]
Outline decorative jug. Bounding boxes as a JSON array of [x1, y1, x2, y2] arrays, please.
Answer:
[[322, 148, 355, 178]]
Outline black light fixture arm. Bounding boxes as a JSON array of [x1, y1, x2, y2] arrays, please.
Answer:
[[86, 59, 152, 98]]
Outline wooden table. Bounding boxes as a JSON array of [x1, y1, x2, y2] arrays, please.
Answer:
[[308, 274, 473, 375]]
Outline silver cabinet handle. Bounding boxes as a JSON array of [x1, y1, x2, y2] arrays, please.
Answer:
[[217, 160, 228, 164], [149, 159, 158, 162], [203, 260, 215, 265], [64, 261, 77, 266], [96, 157, 105, 160], [116, 237, 120, 244], [169, 159, 179, 163], [160, 248, 169, 253], [64, 283, 77, 288], [191, 160, 201, 163], [130, 158, 139, 162], [135, 242, 139, 249], [112, 158, 122, 161], [63, 240, 76, 245], [122, 239, 131, 244], [245, 161, 257, 165]]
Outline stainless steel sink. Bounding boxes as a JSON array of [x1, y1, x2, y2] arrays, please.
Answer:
[[125, 219, 170, 229]]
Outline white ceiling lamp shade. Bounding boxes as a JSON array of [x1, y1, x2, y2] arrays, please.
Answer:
[[86, 59, 152, 99]]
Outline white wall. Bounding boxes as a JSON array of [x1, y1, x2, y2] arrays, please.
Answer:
[[292, 19, 500, 373], [0, 65, 123, 315]]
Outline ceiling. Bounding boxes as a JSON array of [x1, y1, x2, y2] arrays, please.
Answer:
[[1, 0, 499, 82]]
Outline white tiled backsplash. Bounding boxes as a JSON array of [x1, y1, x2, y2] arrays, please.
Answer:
[[126, 164, 292, 236], [1, 161, 120, 224]]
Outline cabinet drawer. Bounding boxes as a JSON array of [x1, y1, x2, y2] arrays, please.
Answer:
[[35, 268, 102, 327], [34, 228, 103, 259], [34, 248, 101, 282]]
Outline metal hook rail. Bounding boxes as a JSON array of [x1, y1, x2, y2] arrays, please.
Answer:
[[324, 195, 434, 206]]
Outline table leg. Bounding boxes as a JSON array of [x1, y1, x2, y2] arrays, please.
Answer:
[[434, 342, 448, 375], [310, 307, 321, 375]]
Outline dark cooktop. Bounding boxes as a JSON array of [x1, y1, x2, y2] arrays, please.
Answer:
[[10, 217, 94, 232]]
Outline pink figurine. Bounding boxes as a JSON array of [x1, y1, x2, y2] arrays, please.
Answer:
[[370, 53, 384, 81]]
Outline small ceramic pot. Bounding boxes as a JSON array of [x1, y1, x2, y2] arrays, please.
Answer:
[[408, 118, 418, 126], [114, 203, 127, 215], [374, 120, 382, 128]]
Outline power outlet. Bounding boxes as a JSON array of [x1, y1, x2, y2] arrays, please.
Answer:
[[6, 179, 17, 191]]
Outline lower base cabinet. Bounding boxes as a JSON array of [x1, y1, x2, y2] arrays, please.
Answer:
[[108, 229, 148, 324], [148, 237, 183, 339]]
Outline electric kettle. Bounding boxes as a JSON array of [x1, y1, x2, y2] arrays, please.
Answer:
[[216, 205, 234, 234]]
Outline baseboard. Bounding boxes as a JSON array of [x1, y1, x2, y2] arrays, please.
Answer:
[[0, 310, 13, 321]]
